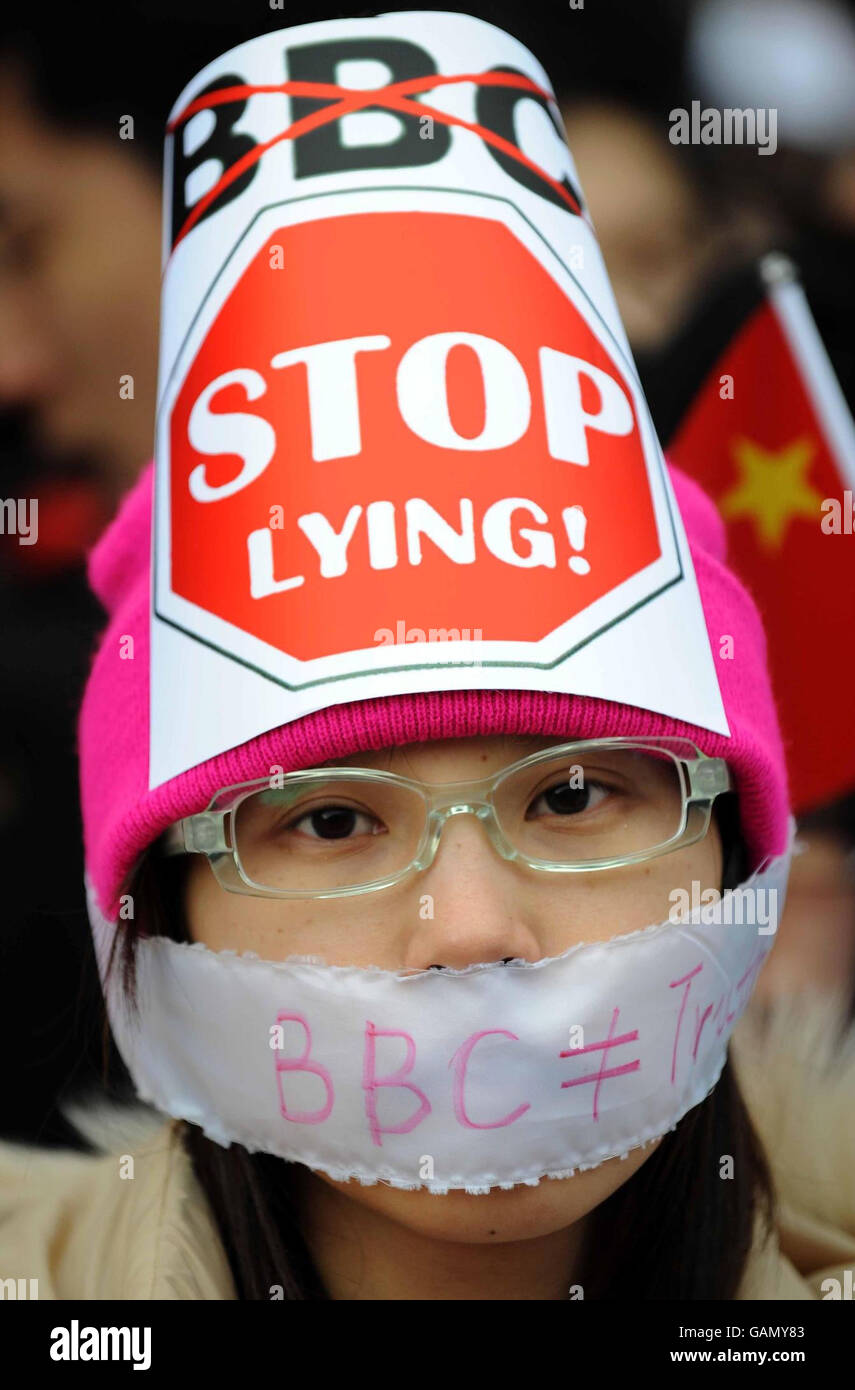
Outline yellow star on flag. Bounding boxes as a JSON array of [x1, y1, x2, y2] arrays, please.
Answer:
[[719, 436, 824, 549]]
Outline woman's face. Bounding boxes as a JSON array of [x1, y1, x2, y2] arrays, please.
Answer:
[[184, 733, 723, 1253], [0, 64, 161, 494]]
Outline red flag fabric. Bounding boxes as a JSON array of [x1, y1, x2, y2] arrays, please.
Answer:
[[2, 478, 110, 579], [668, 257, 855, 814]]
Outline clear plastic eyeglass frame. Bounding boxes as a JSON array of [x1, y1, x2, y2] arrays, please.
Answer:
[[160, 736, 732, 901]]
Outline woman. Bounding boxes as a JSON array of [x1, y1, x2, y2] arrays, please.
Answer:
[[3, 9, 855, 1304], [1, 456, 853, 1301]]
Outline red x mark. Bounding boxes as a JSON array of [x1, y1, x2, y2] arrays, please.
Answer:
[[167, 70, 584, 251]]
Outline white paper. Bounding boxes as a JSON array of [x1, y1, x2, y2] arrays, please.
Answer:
[[151, 11, 727, 789]]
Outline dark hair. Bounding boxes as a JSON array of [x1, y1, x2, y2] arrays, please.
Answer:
[[104, 789, 773, 1300], [0, 2, 340, 168]]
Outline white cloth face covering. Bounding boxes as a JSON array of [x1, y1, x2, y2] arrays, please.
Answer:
[[89, 826, 794, 1195]]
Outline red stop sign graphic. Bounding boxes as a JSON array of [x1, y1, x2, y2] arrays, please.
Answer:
[[168, 211, 659, 661]]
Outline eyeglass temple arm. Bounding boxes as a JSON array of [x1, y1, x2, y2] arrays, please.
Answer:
[[162, 812, 230, 858], [685, 756, 732, 801]]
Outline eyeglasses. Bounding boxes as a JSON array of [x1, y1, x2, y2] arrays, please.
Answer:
[[161, 737, 731, 901]]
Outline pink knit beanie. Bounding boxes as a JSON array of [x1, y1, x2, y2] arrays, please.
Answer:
[[79, 457, 790, 922]]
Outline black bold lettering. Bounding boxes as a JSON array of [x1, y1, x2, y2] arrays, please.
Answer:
[[170, 74, 258, 249], [287, 37, 450, 178], [476, 66, 584, 215]]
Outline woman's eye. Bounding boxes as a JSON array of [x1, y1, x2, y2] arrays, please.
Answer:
[[527, 779, 609, 818], [289, 803, 382, 841]]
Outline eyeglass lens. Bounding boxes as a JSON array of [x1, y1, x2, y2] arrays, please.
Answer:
[[231, 747, 687, 893]]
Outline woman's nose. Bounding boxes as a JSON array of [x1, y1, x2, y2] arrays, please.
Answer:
[[401, 811, 543, 972]]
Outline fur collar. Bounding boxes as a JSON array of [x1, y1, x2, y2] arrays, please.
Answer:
[[732, 990, 855, 1236]]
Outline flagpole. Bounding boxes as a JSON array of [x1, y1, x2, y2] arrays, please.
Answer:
[[759, 252, 855, 490]]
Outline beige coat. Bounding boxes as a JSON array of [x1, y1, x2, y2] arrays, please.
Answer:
[[1, 993, 854, 1300]]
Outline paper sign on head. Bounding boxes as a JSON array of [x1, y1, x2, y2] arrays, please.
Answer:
[[151, 10, 727, 789]]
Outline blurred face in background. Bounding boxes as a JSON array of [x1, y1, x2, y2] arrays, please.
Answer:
[[0, 58, 162, 497], [753, 826, 855, 1007], [560, 101, 712, 352]]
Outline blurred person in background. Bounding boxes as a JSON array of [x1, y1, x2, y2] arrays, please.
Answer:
[[682, 0, 855, 1024], [0, 1, 272, 1147], [0, 12, 162, 1150], [559, 99, 777, 357], [559, 0, 855, 1026], [751, 797, 855, 1012], [0, 54, 161, 498]]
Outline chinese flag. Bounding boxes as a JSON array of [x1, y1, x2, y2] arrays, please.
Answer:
[[668, 257, 855, 814]]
